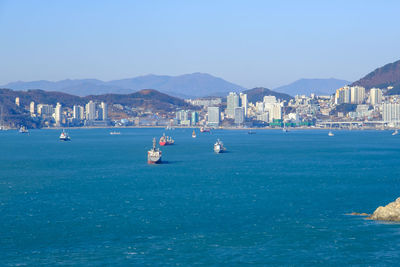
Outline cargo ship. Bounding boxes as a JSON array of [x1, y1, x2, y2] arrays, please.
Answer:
[[148, 138, 162, 164], [59, 130, 71, 141], [214, 139, 226, 153], [159, 133, 174, 146]]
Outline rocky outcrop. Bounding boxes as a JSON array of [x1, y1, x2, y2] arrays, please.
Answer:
[[368, 197, 400, 221], [348, 212, 370, 216]]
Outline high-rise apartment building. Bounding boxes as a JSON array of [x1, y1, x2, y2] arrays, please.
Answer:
[[234, 107, 244, 124], [207, 106, 220, 126], [85, 100, 96, 120], [240, 93, 248, 117], [383, 103, 400, 122], [55, 102, 62, 126], [226, 92, 239, 118], [369, 88, 382, 105]]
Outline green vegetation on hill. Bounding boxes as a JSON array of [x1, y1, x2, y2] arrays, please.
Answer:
[[352, 59, 400, 91]]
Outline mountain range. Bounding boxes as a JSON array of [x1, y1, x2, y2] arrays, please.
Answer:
[[274, 78, 351, 96], [2, 73, 352, 98], [2, 73, 245, 98]]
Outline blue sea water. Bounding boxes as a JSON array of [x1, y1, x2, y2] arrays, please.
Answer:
[[1, 128, 400, 266]]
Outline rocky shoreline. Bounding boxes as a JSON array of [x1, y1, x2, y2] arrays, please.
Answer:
[[367, 197, 400, 222], [350, 197, 400, 222]]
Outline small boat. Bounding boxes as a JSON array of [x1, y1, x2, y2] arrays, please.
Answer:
[[192, 130, 196, 138], [165, 124, 174, 130], [166, 135, 174, 145], [392, 129, 398, 136], [159, 133, 167, 146], [328, 131, 334, 137], [282, 126, 288, 132], [248, 130, 256, 134], [110, 131, 121, 135], [214, 139, 226, 153], [59, 130, 71, 141], [148, 138, 162, 164], [19, 126, 29, 133], [200, 127, 210, 133]]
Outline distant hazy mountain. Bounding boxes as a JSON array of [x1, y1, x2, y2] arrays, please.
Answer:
[[2, 73, 246, 98], [351, 59, 400, 94], [243, 87, 293, 103], [274, 78, 351, 96]]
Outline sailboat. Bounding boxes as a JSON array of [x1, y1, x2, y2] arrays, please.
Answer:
[[192, 129, 196, 138]]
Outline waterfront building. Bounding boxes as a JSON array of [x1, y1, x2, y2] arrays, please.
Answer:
[[55, 102, 62, 126], [234, 107, 244, 125], [101, 102, 108, 121], [226, 92, 239, 118], [73, 105, 84, 120], [264, 103, 282, 122], [383, 103, 400, 122], [85, 100, 96, 120], [207, 106, 220, 126], [369, 88, 382, 105], [240, 93, 248, 117], [176, 110, 189, 123], [256, 112, 269, 122], [191, 111, 199, 125]]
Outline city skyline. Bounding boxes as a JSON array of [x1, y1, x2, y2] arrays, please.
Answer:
[[1, 0, 400, 88]]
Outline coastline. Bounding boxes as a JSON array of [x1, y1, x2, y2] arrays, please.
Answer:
[[4, 125, 395, 131]]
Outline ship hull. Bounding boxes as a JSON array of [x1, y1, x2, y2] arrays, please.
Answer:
[[159, 141, 167, 146], [147, 156, 162, 164]]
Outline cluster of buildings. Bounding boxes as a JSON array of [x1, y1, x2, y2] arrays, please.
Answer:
[[13, 83, 400, 129], [20, 97, 109, 127], [184, 85, 400, 129]]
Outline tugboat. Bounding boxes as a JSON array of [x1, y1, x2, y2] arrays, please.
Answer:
[[192, 130, 196, 138], [214, 139, 226, 153], [148, 138, 162, 164], [160, 133, 174, 146], [159, 133, 167, 146], [59, 130, 71, 141], [166, 135, 174, 145], [19, 126, 29, 133], [200, 126, 210, 133]]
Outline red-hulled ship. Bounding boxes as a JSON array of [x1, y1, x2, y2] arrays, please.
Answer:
[[159, 133, 174, 146]]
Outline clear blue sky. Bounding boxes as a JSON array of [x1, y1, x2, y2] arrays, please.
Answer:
[[0, 0, 399, 88]]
